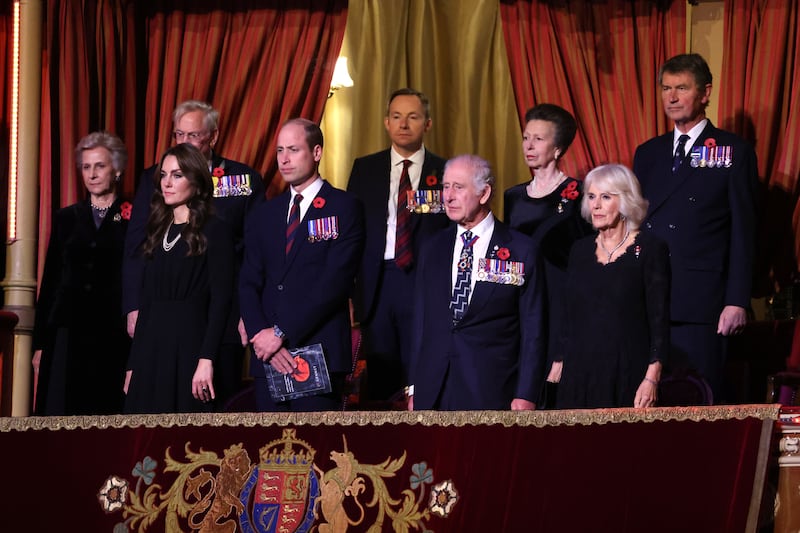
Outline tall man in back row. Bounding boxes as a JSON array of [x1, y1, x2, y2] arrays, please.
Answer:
[[347, 88, 449, 403], [633, 53, 758, 401]]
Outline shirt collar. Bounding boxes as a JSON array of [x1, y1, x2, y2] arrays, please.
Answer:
[[290, 176, 324, 202], [674, 119, 708, 151], [390, 146, 426, 168], [457, 211, 494, 240]]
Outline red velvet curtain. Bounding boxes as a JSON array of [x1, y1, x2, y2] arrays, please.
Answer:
[[719, 0, 800, 293], [0, 1, 11, 278], [499, 0, 685, 179], [38, 0, 347, 275]]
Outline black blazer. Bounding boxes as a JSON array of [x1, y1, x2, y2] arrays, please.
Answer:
[[633, 121, 758, 323], [34, 199, 130, 345], [347, 148, 449, 324], [239, 180, 365, 375]]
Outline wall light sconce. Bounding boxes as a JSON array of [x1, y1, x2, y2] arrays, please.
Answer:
[[329, 56, 354, 98]]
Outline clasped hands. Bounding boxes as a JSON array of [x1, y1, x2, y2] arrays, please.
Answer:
[[250, 327, 297, 375]]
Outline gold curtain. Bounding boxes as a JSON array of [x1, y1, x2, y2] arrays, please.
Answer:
[[320, 0, 529, 214]]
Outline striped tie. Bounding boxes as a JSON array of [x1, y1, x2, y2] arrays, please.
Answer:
[[285, 193, 303, 255], [394, 160, 413, 270], [450, 230, 477, 323]]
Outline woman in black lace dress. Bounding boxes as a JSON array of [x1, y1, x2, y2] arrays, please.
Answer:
[[554, 164, 670, 408]]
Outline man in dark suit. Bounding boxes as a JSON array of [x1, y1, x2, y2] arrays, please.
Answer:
[[122, 100, 264, 408], [408, 154, 545, 411], [239, 118, 364, 412], [633, 53, 758, 401], [347, 88, 449, 403]]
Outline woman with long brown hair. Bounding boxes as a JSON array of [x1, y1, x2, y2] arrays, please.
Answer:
[[124, 143, 234, 413]]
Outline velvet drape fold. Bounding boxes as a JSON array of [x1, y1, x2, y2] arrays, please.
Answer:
[[37, 0, 347, 278], [499, 0, 685, 179], [321, 0, 529, 203], [719, 0, 800, 292]]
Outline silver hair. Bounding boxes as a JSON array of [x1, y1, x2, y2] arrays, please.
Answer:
[[444, 154, 495, 196], [74, 131, 127, 175], [580, 164, 648, 230], [172, 100, 219, 132]]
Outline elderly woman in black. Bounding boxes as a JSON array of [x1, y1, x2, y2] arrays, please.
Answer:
[[554, 164, 670, 408], [124, 143, 234, 414], [503, 104, 591, 406], [33, 131, 132, 415]]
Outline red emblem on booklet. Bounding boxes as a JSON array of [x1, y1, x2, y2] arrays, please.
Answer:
[[704, 138, 716, 149], [120, 202, 132, 220], [497, 247, 510, 260], [212, 167, 225, 177], [312, 197, 326, 209]]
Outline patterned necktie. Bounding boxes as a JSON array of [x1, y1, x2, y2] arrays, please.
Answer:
[[672, 134, 690, 173], [450, 230, 478, 323], [285, 193, 303, 255], [395, 159, 414, 270]]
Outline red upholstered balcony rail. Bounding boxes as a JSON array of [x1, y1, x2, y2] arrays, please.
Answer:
[[0, 406, 779, 532]]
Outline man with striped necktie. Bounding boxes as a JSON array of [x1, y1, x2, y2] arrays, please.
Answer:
[[240, 119, 364, 411], [408, 154, 545, 411]]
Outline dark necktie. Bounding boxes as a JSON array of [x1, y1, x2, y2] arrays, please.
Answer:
[[395, 159, 414, 270], [285, 193, 303, 255], [450, 230, 478, 323], [672, 134, 690, 173]]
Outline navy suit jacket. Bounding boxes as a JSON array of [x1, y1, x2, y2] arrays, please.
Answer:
[[347, 148, 449, 323], [239, 180, 365, 376], [410, 219, 545, 410], [633, 121, 758, 324], [122, 152, 264, 315]]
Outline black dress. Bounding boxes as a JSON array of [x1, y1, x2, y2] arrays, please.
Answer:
[[504, 179, 591, 363], [33, 199, 131, 415], [556, 231, 670, 409], [124, 217, 234, 414]]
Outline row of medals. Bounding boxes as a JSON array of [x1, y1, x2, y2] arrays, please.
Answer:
[[690, 146, 733, 168], [476, 258, 525, 286], [406, 190, 443, 214], [307, 216, 339, 242], [213, 175, 252, 197]]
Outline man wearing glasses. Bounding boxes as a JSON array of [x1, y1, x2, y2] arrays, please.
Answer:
[[122, 100, 264, 409]]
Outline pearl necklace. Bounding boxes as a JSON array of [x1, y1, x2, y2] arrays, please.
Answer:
[[162, 222, 182, 252], [91, 202, 111, 218], [528, 170, 565, 198], [598, 222, 630, 264]]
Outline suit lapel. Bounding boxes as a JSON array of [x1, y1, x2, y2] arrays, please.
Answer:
[[409, 152, 443, 235], [283, 182, 326, 272], [460, 223, 511, 324], [648, 122, 720, 216]]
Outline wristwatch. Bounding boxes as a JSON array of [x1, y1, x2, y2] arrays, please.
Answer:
[[273, 325, 285, 339]]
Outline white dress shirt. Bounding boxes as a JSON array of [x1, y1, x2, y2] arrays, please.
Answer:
[[384, 147, 427, 259], [674, 118, 708, 155], [287, 176, 324, 222]]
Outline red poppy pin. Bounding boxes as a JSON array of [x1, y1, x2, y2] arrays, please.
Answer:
[[497, 247, 510, 260], [120, 202, 133, 221], [312, 197, 326, 209], [212, 167, 225, 177], [426, 174, 438, 187], [559, 180, 579, 200], [704, 138, 716, 149]]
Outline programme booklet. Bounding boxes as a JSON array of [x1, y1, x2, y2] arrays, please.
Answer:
[[263, 343, 331, 402]]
